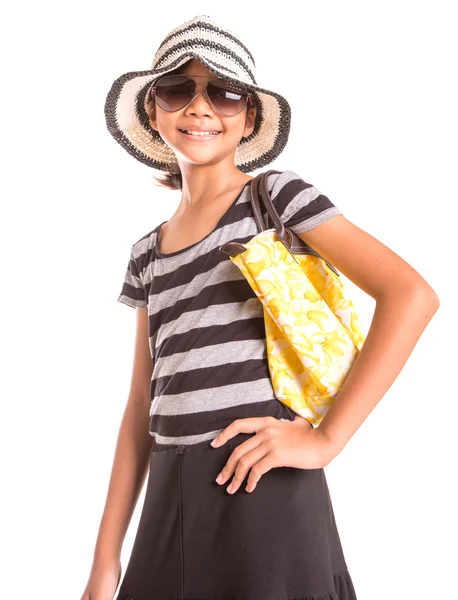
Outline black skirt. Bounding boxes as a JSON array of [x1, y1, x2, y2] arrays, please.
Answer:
[[116, 432, 357, 600]]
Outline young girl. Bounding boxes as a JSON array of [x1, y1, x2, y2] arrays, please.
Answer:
[[82, 14, 439, 600]]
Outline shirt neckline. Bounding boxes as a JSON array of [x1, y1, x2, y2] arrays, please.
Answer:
[[154, 180, 253, 259]]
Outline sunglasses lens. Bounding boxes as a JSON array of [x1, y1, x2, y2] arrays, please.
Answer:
[[152, 75, 249, 115], [154, 75, 195, 111], [207, 80, 248, 116]]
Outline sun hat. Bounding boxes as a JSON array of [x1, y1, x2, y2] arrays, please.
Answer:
[[104, 14, 292, 174]]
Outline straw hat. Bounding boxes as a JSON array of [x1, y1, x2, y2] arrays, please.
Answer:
[[104, 14, 291, 174]]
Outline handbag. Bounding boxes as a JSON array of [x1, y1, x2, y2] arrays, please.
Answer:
[[219, 170, 366, 426]]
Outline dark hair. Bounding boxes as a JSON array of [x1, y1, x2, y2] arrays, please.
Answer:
[[154, 170, 183, 192]]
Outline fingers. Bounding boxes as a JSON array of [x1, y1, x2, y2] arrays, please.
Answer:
[[212, 416, 281, 494], [244, 454, 274, 493], [211, 416, 277, 448], [215, 441, 270, 494]]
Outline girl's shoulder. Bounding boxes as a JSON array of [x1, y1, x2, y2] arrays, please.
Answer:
[[265, 169, 316, 193], [131, 225, 159, 255], [118, 224, 160, 310], [263, 169, 342, 234]]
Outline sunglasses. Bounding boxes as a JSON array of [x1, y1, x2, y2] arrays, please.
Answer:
[[150, 74, 253, 117]]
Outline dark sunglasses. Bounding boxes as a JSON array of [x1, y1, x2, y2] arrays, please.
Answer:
[[150, 74, 253, 117]]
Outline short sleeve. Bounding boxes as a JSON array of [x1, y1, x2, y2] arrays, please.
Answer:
[[267, 170, 342, 234], [117, 244, 148, 309]]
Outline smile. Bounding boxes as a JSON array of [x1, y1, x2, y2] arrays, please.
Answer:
[[178, 129, 222, 140]]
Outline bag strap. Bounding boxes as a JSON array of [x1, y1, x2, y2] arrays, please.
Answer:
[[246, 170, 341, 276], [248, 170, 284, 233], [248, 170, 301, 253]]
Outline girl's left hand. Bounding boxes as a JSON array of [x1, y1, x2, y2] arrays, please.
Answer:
[[210, 415, 338, 494]]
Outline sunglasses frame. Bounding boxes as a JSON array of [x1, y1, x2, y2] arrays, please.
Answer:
[[150, 74, 254, 116]]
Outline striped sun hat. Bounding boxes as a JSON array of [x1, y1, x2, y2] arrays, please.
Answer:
[[104, 14, 291, 174]]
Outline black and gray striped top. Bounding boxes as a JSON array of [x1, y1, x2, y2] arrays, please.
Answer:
[[118, 170, 342, 449]]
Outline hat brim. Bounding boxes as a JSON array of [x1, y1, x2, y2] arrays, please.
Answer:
[[104, 53, 291, 173]]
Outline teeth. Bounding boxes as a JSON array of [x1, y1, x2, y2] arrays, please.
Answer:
[[181, 130, 220, 136]]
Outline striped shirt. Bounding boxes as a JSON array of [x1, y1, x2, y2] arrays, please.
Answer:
[[118, 170, 342, 449]]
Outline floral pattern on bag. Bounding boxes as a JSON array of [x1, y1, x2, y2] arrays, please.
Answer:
[[229, 229, 366, 426]]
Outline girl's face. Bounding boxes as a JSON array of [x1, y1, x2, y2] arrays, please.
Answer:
[[148, 59, 257, 169]]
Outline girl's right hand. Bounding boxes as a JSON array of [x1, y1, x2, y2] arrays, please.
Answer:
[[80, 556, 122, 600]]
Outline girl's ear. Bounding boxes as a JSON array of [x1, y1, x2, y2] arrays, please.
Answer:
[[244, 105, 257, 138], [148, 103, 159, 132]]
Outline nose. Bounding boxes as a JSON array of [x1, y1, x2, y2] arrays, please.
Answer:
[[185, 81, 215, 114]]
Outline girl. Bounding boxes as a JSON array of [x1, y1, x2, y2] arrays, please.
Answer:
[[82, 14, 440, 600]]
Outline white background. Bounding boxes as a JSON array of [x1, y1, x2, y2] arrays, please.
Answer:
[[2, 2, 456, 599]]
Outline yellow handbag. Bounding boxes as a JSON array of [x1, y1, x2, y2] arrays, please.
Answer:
[[220, 170, 366, 426]]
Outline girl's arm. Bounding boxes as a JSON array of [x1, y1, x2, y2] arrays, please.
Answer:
[[296, 214, 440, 457], [89, 308, 154, 573]]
